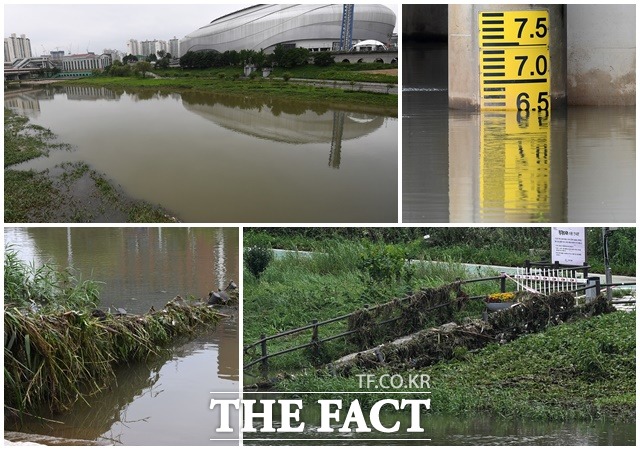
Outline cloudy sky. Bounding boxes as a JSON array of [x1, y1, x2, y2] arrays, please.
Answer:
[[4, 3, 399, 56]]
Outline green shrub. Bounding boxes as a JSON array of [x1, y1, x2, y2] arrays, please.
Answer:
[[359, 244, 411, 284], [313, 52, 334, 67], [244, 246, 273, 279], [282, 72, 292, 82]]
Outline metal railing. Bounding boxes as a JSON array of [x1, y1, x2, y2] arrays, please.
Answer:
[[244, 264, 634, 378]]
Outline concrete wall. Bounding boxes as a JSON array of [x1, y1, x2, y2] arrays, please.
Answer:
[[406, 4, 635, 106], [567, 5, 636, 105]]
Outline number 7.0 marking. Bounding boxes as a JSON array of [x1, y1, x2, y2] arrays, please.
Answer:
[[515, 55, 528, 76]]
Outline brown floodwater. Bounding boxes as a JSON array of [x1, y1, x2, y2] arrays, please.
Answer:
[[5, 85, 398, 223], [4, 227, 240, 445]]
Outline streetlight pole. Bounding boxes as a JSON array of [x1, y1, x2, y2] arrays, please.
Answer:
[[602, 227, 615, 302]]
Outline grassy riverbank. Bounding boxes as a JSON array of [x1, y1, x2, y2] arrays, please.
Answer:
[[244, 239, 505, 373], [58, 70, 397, 115], [154, 62, 398, 84], [4, 108, 177, 222], [243, 232, 635, 422], [276, 311, 635, 422]]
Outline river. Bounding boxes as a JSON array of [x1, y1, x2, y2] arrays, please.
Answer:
[[5, 85, 398, 223], [403, 43, 636, 223], [4, 227, 240, 445], [241, 395, 635, 446]]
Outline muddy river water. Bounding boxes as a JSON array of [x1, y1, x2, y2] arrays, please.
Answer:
[[403, 43, 636, 223], [5, 85, 398, 223]]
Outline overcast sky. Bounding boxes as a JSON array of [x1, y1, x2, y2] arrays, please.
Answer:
[[4, 3, 399, 56]]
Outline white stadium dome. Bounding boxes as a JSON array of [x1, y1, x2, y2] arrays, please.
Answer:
[[180, 4, 396, 56]]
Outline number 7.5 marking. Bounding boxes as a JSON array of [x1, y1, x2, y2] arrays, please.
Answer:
[[515, 17, 528, 38]]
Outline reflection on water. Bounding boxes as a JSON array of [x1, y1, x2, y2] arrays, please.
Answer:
[[4, 227, 239, 445], [4, 227, 239, 314], [480, 111, 552, 221], [5, 85, 397, 223], [245, 400, 635, 446], [403, 43, 635, 223]]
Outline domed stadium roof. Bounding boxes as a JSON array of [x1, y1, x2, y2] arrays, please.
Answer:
[[180, 4, 396, 56]]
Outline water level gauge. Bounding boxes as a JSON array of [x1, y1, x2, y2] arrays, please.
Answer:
[[479, 10, 551, 111]]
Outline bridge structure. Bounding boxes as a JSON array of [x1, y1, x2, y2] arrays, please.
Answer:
[[4, 68, 39, 81], [331, 50, 397, 64], [404, 4, 635, 109]]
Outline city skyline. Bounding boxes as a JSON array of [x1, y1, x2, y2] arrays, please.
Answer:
[[4, 3, 399, 57]]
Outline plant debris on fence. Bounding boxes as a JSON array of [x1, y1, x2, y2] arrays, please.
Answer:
[[346, 283, 468, 349], [4, 300, 222, 417], [332, 292, 616, 375]]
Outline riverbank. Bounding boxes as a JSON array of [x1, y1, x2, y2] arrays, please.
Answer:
[[56, 72, 397, 116], [275, 310, 635, 423], [4, 108, 178, 223], [4, 248, 224, 417], [243, 237, 635, 423]]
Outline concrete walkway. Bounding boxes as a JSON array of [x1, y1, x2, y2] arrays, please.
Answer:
[[288, 77, 397, 94]]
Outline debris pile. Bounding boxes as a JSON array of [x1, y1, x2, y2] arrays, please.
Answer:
[[346, 283, 467, 348], [332, 293, 615, 375], [4, 301, 222, 416]]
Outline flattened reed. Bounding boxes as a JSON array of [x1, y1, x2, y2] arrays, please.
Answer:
[[4, 301, 221, 416]]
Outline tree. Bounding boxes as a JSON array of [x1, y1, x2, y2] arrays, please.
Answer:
[[156, 57, 170, 69], [270, 44, 310, 68], [147, 53, 157, 62], [123, 54, 138, 64], [313, 51, 334, 67], [135, 61, 152, 78]]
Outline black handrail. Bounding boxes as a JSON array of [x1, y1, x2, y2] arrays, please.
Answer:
[[243, 271, 635, 375]]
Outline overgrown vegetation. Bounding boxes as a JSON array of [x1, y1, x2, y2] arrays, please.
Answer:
[[4, 248, 222, 417], [4, 247, 102, 312], [4, 109, 177, 223], [244, 227, 636, 276], [279, 311, 635, 422], [244, 246, 273, 280], [243, 230, 635, 422], [243, 240, 500, 374]]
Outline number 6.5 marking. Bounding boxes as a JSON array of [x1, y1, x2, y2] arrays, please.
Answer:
[[517, 91, 550, 111]]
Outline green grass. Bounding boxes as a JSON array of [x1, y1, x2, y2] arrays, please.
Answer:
[[4, 170, 58, 222], [154, 62, 397, 84], [243, 240, 501, 374], [58, 73, 397, 113], [244, 228, 637, 276], [4, 247, 102, 312], [277, 312, 636, 422]]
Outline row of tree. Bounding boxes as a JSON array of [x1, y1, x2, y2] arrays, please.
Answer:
[[102, 60, 152, 78], [179, 44, 334, 70]]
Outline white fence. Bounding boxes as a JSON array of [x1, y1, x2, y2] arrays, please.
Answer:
[[505, 266, 589, 296]]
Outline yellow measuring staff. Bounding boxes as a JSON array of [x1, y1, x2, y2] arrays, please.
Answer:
[[479, 10, 550, 111]]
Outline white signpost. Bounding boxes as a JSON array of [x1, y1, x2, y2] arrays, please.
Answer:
[[551, 227, 586, 266]]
